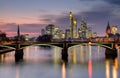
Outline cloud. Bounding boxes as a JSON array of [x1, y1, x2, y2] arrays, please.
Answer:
[[0, 18, 5, 24], [6, 31, 40, 37], [0, 21, 4, 24], [103, 0, 120, 6], [51, 3, 120, 35], [79, 0, 120, 6], [39, 9, 48, 13], [20, 23, 45, 32], [79, 0, 98, 1], [0, 23, 46, 37], [20, 16, 37, 20], [39, 18, 57, 24], [36, 0, 120, 36]]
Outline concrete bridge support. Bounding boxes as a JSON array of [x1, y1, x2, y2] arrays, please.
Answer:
[[61, 42, 68, 62], [15, 49, 24, 62], [105, 43, 117, 59], [15, 44, 24, 62]]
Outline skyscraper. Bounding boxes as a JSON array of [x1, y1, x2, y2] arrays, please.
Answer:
[[78, 20, 92, 39], [65, 29, 71, 39], [80, 20, 87, 38], [45, 24, 63, 39], [73, 18, 77, 38], [45, 24, 55, 35], [69, 11, 73, 38]]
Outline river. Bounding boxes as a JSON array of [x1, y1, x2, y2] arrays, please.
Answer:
[[0, 45, 120, 78]]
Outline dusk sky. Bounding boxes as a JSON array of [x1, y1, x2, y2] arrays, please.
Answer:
[[0, 0, 120, 37]]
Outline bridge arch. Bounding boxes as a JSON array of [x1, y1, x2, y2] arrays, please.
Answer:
[[19, 43, 63, 49], [67, 43, 112, 50], [19, 42, 113, 50], [0, 42, 113, 51], [0, 45, 15, 49]]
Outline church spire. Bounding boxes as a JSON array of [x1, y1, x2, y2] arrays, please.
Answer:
[[106, 21, 111, 36], [17, 25, 20, 41]]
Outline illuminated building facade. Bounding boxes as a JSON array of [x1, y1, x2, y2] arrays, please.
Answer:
[[73, 18, 77, 38], [46, 24, 55, 35], [53, 27, 61, 39], [70, 11, 73, 38], [65, 29, 71, 39], [59, 30, 65, 39], [105, 23, 120, 42], [21, 34, 29, 41], [111, 25, 118, 35], [69, 12, 78, 39], [78, 20, 92, 39], [45, 24, 64, 39], [93, 32, 97, 38], [105, 22, 119, 39]]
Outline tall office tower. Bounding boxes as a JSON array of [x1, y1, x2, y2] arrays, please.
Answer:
[[106, 22, 111, 37], [81, 20, 87, 31], [73, 18, 77, 38], [53, 26, 60, 39], [59, 30, 65, 39], [70, 11, 73, 39], [65, 29, 71, 39], [45, 24, 55, 35], [80, 20, 87, 38]]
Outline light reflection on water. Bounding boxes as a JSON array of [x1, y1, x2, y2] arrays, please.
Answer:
[[0, 45, 120, 78]]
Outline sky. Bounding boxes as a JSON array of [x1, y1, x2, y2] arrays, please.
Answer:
[[0, 0, 120, 37]]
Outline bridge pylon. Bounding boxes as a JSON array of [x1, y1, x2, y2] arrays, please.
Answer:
[[105, 43, 117, 59], [15, 25, 24, 62], [61, 41, 69, 62]]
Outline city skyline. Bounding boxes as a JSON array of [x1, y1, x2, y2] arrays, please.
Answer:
[[0, 0, 120, 37]]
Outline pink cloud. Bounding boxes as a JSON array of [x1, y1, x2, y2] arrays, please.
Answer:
[[0, 23, 46, 37], [6, 31, 40, 37]]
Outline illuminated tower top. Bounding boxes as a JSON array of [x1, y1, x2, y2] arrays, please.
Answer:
[[73, 18, 77, 25], [70, 11, 73, 19]]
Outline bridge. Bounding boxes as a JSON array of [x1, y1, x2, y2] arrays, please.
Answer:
[[0, 40, 119, 61], [0, 25, 119, 62], [0, 41, 118, 49]]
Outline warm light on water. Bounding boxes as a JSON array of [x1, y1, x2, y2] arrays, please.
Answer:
[[0, 45, 120, 78], [62, 62, 66, 78], [105, 60, 110, 78]]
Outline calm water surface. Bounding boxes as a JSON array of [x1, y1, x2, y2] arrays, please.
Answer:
[[0, 45, 120, 78]]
